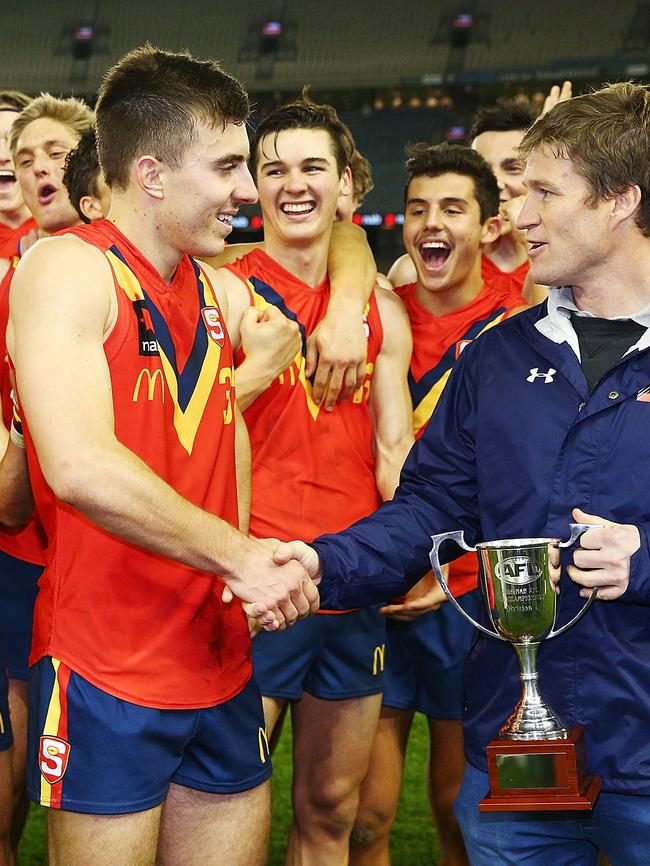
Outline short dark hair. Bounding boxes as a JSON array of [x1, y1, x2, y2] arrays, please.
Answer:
[[95, 44, 250, 190], [404, 142, 500, 222], [63, 129, 102, 224], [0, 90, 31, 112], [250, 88, 350, 179], [469, 100, 537, 143], [520, 81, 650, 236]]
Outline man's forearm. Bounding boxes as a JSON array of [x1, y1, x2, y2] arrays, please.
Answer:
[[327, 221, 376, 308], [48, 434, 253, 580]]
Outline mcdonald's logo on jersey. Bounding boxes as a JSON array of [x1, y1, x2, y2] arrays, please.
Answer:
[[258, 726, 270, 763], [132, 368, 166, 403], [39, 736, 71, 785], [201, 307, 225, 347], [372, 643, 386, 675]]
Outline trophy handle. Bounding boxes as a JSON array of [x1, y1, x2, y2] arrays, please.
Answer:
[[558, 522, 600, 549], [429, 531, 507, 641], [548, 522, 601, 639]]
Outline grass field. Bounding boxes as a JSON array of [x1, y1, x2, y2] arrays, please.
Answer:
[[17, 713, 439, 865]]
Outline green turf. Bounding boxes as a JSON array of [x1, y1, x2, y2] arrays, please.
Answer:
[[17, 712, 438, 864]]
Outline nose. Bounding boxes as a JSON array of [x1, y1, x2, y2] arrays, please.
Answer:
[[283, 168, 308, 196], [30, 152, 51, 175], [516, 193, 537, 231], [424, 208, 445, 232], [234, 162, 258, 206]]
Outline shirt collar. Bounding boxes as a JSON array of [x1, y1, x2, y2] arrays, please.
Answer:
[[535, 286, 650, 357]]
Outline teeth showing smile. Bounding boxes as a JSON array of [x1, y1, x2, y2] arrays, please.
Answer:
[[419, 240, 451, 267], [281, 202, 315, 214], [217, 213, 233, 225], [0, 171, 16, 186]]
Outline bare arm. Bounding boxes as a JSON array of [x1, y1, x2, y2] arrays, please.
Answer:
[[200, 241, 263, 270], [369, 288, 414, 500], [386, 253, 416, 288], [9, 237, 317, 626], [308, 221, 377, 410], [215, 266, 302, 412], [0, 418, 34, 528]]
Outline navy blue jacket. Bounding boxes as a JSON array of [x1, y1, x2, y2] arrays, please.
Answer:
[[314, 301, 650, 794]]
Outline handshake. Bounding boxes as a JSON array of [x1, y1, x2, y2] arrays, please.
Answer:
[[221, 538, 323, 633]]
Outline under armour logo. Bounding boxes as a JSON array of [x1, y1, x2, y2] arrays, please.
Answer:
[[527, 367, 556, 384]]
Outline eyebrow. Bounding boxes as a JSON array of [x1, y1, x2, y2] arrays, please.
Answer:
[[259, 156, 330, 168], [15, 138, 72, 157], [524, 177, 562, 193], [406, 196, 469, 207]]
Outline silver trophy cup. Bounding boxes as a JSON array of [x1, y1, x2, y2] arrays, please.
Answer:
[[429, 524, 598, 741]]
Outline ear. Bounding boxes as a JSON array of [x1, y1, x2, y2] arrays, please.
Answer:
[[134, 155, 165, 200], [79, 195, 106, 223], [479, 215, 502, 246], [610, 184, 642, 227], [338, 165, 353, 198]]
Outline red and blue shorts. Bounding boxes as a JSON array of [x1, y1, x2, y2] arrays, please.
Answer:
[[27, 657, 272, 814]]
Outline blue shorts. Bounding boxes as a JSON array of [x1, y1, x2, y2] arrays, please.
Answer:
[[0, 548, 43, 680], [252, 607, 386, 701], [382, 589, 481, 720], [0, 662, 12, 752], [27, 657, 272, 815]]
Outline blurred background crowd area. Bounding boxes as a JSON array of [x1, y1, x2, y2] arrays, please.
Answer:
[[3, 0, 648, 268]]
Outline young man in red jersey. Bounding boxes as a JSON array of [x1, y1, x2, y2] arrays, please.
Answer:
[[0, 92, 95, 857], [388, 83, 571, 304], [350, 144, 524, 866], [0, 91, 36, 276], [7, 46, 322, 866], [212, 94, 414, 866]]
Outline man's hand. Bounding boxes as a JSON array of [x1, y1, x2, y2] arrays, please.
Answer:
[[239, 305, 301, 381], [221, 537, 320, 631], [306, 303, 368, 411], [541, 81, 572, 116], [273, 539, 323, 583], [566, 507, 641, 601], [379, 570, 448, 621]]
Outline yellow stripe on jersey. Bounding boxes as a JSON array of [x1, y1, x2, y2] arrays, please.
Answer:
[[40, 658, 62, 805], [106, 252, 225, 455], [411, 313, 506, 437]]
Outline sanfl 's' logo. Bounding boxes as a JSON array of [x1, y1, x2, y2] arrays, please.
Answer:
[[39, 736, 71, 785]]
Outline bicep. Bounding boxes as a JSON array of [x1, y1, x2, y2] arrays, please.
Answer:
[[10, 239, 115, 476]]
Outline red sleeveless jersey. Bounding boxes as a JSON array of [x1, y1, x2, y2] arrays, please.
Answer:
[[0, 217, 37, 259], [27, 219, 250, 709], [0, 259, 47, 564], [227, 248, 383, 578], [396, 279, 524, 597], [481, 254, 529, 304]]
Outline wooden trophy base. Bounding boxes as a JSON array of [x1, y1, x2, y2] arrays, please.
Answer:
[[479, 725, 602, 812]]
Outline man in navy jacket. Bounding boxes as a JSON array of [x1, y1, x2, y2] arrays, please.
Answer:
[[276, 82, 650, 865]]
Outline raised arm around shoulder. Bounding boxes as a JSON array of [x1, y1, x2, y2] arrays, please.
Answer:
[[200, 241, 263, 270], [307, 222, 377, 410], [8, 236, 317, 626], [369, 288, 414, 500]]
